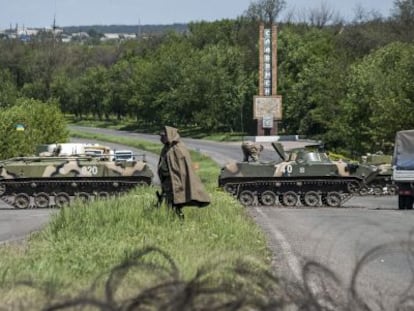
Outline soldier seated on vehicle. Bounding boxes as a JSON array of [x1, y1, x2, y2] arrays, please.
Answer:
[[52, 145, 62, 156], [241, 141, 264, 162]]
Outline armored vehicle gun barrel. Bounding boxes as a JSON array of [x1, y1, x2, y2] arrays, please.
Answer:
[[0, 154, 153, 209], [218, 142, 379, 207]]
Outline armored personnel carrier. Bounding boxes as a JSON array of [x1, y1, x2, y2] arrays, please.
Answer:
[[218, 143, 379, 207], [360, 152, 396, 195], [0, 153, 153, 209]]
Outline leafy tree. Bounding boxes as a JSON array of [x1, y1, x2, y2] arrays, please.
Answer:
[[245, 0, 286, 24], [392, 0, 414, 24], [77, 66, 108, 119], [188, 20, 239, 48], [334, 19, 393, 61], [391, 0, 414, 41], [105, 60, 135, 120], [278, 28, 346, 143], [128, 58, 159, 125], [19, 41, 67, 101], [0, 68, 18, 108], [148, 34, 193, 126], [0, 40, 29, 88], [0, 98, 69, 159], [50, 71, 80, 115], [341, 42, 414, 155], [173, 44, 254, 131], [307, 2, 342, 28]]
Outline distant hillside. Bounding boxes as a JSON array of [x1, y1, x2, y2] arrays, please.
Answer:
[[62, 24, 188, 35]]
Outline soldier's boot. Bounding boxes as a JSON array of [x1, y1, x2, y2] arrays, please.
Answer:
[[155, 191, 164, 208], [174, 205, 185, 220]]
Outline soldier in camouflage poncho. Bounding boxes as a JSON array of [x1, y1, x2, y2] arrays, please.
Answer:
[[157, 126, 210, 218]]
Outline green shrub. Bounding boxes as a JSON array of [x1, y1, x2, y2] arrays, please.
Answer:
[[0, 98, 69, 159]]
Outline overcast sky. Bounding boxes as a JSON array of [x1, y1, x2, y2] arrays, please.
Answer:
[[0, 0, 395, 30]]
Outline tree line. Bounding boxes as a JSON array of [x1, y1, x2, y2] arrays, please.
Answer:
[[0, 0, 413, 157]]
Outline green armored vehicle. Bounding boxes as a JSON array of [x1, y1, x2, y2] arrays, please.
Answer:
[[218, 143, 379, 207], [360, 152, 396, 195], [0, 153, 153, 209]]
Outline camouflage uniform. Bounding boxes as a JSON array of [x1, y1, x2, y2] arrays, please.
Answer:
[[241, 141, 264, 162]]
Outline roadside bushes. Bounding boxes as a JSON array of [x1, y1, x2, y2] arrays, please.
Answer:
[[0, 98, 69, 159]]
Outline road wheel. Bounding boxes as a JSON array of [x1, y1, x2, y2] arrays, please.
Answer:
[[260, 190, 277, 206], [98, 192, 110, 200], [0, 183, 6, 196], [238, 190, 255, 206], [224, 184, 238, 196], [34, 192, 50, 208], [76, 192, 90, 203], [347, 181, 360, 193], [55, 192, 70, 208], [372, 186, 383, 195], [14, 193, 30, 209], [387, 185, 398, 196], [281, 191, 298, 207], [359, 186, 369, 196], [325, 192, 342, 207], [303, 191, 320, 207]]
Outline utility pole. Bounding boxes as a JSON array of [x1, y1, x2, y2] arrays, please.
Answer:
[[137, 18, 141, 39]]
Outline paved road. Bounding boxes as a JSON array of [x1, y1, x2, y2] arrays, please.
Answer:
[[70, 126, 313, 166], [0, 209, 56, 245]]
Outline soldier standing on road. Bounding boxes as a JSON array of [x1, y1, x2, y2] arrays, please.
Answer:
[[241, 141, 264, 162], [157, 126, 210, 219]]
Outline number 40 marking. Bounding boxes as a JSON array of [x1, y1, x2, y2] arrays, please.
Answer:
[[284, 165, 293, 174]]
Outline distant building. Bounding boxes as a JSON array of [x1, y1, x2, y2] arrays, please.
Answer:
[[102, 33, 120, 40], [61, 34, 72, 43], [101, 33, 137, 42], [0, 24, 145, 43], [71, 32, 90, 40], [18, 27, 39, 36], [122, 33, 136, 39], [0, 26, 38, 41]]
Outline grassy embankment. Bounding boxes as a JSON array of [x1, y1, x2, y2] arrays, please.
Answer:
[[0, 130, 270, 306]]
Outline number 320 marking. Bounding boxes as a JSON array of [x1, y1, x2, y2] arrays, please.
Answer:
[[81, 166, 98, 175]]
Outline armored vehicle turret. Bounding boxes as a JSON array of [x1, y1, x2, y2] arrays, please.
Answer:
[[0, 153, 153, 209], [218, 143, 379, 207]]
